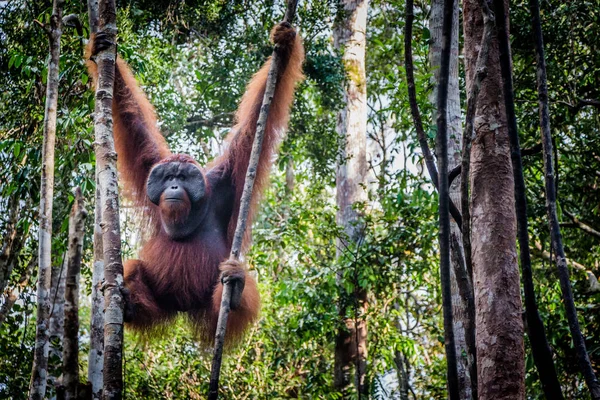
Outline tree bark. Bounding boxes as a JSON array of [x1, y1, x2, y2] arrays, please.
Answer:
[[92, 1, 124, 399], [526, 0, 600, 397], [63, 188, 88, 400], [429, 1, 475, 398], [463, 0, 525, 398], [88, 175, 105, 400], [333, 0, 369, 397], [29, 1, 64, 398], [87, 2, 104, 399]]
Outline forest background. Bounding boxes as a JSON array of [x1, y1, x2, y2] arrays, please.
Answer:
[[1, 0, 600, 398]]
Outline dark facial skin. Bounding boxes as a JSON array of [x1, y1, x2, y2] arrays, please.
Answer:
[[147, 162, 208, 239]]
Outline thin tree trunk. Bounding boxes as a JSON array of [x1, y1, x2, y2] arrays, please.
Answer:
[[49, 257, 66, 391], [491, 0, 564, 398], [393, 302, 409, 400], [29, 1, 64, 398], [87, 2, 104, 399], [333, 0, 369, 397], [63, 188, 87, 400], [88, 175, 105, 400], [526, 0, 600, 397], [463, 0, 525, 398], [434, 0, 460, 397], [429, 1, 475, 398], [92, 1, 124, 398]]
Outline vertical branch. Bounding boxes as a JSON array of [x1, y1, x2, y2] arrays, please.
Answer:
[[29, 1, 64, 398], [92, 0, 124, 399], [87, 1, 104, 398], [63, 188, 87, 400], [208, 2, 298, 399], [527, 0, 600, 397], [435, 0, 460, 398], [486, 0, 565, 396]]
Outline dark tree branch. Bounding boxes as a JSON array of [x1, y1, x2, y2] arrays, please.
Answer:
[[404, 0, 462, 229], [434, 0, 459, 397], [62, 14, 83, 37], [521, 142, 543, 156], [497, 0, 570, 397], [529, 0, 600, 394], [448, 165, 461, 186]]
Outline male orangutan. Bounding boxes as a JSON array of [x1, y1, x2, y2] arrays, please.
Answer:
[[87, 22, 304, 342]]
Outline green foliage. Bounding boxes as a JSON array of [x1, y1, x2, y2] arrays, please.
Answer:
[[3, 0, 600, 398]]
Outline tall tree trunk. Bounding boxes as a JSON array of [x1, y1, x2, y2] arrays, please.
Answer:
[[333, 0, 369, 397], [63, 188, 87, 400], [463, 0, 525, 399], [87, 2, 104, 399], [92, 1, 124, 398], [29, 1, 64, 398], [429, 1, 475, 398]]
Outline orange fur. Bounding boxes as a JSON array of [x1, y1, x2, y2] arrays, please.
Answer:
[[86, 24, 304, 343], [159, 191, 191, 224], [208, 28, 305, 250]]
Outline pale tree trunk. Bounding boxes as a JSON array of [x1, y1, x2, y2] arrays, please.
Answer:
[[63, 188, 87, 400], [428, 1, 475, 398], [29, 1, 64, 398], [86, 2, 104, 398], [333, 0, 369, 397], [92, 0, 124, 398], [463, 0, 525, 399], [88, 176, 105, 400]]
